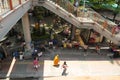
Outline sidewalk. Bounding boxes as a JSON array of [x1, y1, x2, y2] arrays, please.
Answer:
[[0, 49, 120, 80], [2, 59, 120, 80]]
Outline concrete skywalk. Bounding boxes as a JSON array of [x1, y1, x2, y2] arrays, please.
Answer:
[[34, 0, 120, 45]]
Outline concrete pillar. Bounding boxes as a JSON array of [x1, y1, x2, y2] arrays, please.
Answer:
[[22, 12, 31, 51], [71, 26, 76, 40]]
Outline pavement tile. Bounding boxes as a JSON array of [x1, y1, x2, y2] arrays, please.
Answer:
[[0, 48, 120, 80]]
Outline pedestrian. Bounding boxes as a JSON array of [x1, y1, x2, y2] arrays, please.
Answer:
[[13, 51, 19, 59], [62, 61, 68, 76], [53, 54, 60, 66], [49, 40, 53, 49], [95, 45, 101, 55], [83, 45, 88, 56], [37, 51, 42, 60], [33, 57, 40, 70], [74, 0, 79, 7], [32, 49, 38, 59], [19, 51, 24, 60]]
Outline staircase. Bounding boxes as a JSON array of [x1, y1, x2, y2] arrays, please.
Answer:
[[0, 0, 32, 41], [0, 0, 120, 45], [33, 0, 120, 45]]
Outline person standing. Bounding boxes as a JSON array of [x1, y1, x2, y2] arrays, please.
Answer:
[[74, 0, 79, 7], [53, 55, 60, 66], [62, 61, 68, 76], [19, 51, 24, 60], [83, 45, 88, 56], [13, 51, 19, 59], [37, 51, 42, 60], [96, 45, 101, 55]]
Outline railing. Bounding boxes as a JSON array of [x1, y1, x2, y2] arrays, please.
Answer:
[[87, 8, 116, 34], [0, 0, 10, 15], [51, 0, 75, 15], [0, 0, 28, 16], [51, 0, 90, 17], [0, 0, 117, 35], [12, 0, 19, 7]]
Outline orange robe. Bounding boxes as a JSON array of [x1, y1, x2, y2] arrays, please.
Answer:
[[53, 55, 59, 66]]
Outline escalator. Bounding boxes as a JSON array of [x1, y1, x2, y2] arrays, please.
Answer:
[[34, 0, 120, 45]]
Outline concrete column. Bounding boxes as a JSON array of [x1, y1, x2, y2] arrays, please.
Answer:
[[71, 26, 76, 40], [22, 12, 31, 51]]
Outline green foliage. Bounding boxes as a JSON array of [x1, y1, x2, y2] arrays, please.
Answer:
[[89, 0, 120, 13], [33, 6, 45, 20], [31, 33, 50, 41], [88, 0, 120, 21]]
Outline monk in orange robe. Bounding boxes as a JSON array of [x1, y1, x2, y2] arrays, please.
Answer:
[[53, 55, 60, 66]]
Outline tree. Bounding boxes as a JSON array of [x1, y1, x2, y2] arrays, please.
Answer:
[[33, 6, 45, 22], [112, 0, 120, 21], [89, 0, 120, 21]]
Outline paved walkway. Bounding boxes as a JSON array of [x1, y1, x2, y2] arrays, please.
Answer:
[[44, 60, 120, 76], [0, 49, 120, 80], [42, 76, 120, 80]]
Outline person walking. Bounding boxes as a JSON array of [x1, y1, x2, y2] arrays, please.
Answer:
[[33, 57, 40, 71], [62, 61, 68, 76]]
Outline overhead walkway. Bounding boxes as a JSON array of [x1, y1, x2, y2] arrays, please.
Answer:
[[0, 0, 32, 41], [0, 0, 120, 45], [33, 0, 120, 45]]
